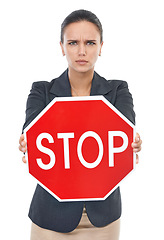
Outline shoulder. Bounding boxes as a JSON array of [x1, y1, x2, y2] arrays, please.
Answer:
[[28, 77, 60, 100], [107, 79, 129, 96], [31, 78, 55, 91], [31, 70, 67, 89], [95, 72, 128, 87], [109, 79, 128, 87], [105, 78, 129, 91], [95, 73, 135, 124], [94, 71, 129, 96], [100, 73, 132, 102]]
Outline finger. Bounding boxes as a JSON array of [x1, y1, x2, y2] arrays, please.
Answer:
[[19, 143, 27, 153], [22, 155, 27, 164], [19, 134, 27, 153], [19, 134, 24, 144], [19, 134, 27, 147], [136, 154, 139, 164], [132, 145, 141, 153], [135, 132, 140, 142], [21, 140, 27, 148], [131, 133, 142, 152]]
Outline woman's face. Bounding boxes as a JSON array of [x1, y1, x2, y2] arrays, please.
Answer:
[[60, 21, 103, 74]]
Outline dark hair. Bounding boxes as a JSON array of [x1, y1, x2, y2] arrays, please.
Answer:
[[61, 9, 103, 43]]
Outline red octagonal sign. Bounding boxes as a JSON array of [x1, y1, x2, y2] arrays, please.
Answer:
[[24, 96, 135, 202]]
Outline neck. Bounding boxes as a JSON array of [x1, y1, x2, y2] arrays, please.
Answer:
[[68, 67, 94, 96]]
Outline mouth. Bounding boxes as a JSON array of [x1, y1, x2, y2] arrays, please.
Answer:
[[75, 60, 88, 65]]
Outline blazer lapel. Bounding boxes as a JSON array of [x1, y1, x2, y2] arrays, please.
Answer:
[[49, 69, 72, 97], [90, 72, 113, 96], [49, 69, 113, 97]]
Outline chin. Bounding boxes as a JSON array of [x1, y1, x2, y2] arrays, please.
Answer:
[[71, 65, 94, 74]]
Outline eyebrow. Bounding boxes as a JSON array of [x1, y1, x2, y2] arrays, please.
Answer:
[[67, 40, 97, 42]]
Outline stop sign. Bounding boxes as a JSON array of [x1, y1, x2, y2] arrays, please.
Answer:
[[24, 96, 135, 202]]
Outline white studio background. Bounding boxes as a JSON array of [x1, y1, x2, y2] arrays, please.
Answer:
[[0, 0, 163, 239]]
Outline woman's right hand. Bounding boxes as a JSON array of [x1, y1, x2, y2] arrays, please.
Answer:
[[19, 134, 27, 163]]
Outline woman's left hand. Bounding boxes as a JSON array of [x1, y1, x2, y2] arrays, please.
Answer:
[[131, 133, 142, 164]]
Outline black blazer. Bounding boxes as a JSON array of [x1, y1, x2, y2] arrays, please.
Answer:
[[23, 69, 135, 233]]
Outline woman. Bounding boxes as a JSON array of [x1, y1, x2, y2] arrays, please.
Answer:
[[19, 9, 142, 240]]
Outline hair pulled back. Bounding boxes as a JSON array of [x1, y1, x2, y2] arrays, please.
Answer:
[[61, 9, 103, 43]]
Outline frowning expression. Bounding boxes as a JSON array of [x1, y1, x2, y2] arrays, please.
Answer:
[[60, 21, 103, 73]]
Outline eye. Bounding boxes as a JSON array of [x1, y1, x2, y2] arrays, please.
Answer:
[[68, 41, 77, 46], [87, 41, 96, 45]]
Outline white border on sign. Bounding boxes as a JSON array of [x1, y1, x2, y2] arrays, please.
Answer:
[[24, 95, 136, 202]]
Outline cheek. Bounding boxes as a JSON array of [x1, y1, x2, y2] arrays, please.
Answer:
[[65, 48, 77, 62], [90, 49, 100, 61]]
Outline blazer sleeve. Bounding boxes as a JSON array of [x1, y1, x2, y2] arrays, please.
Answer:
[[113, 81, 135, 125], [22, 82, 47, 131]]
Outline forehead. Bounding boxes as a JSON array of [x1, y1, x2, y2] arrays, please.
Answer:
[[63, 21, 100, 40]]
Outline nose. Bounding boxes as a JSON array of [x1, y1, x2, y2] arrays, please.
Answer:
[[78, 43, 86, 56]]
